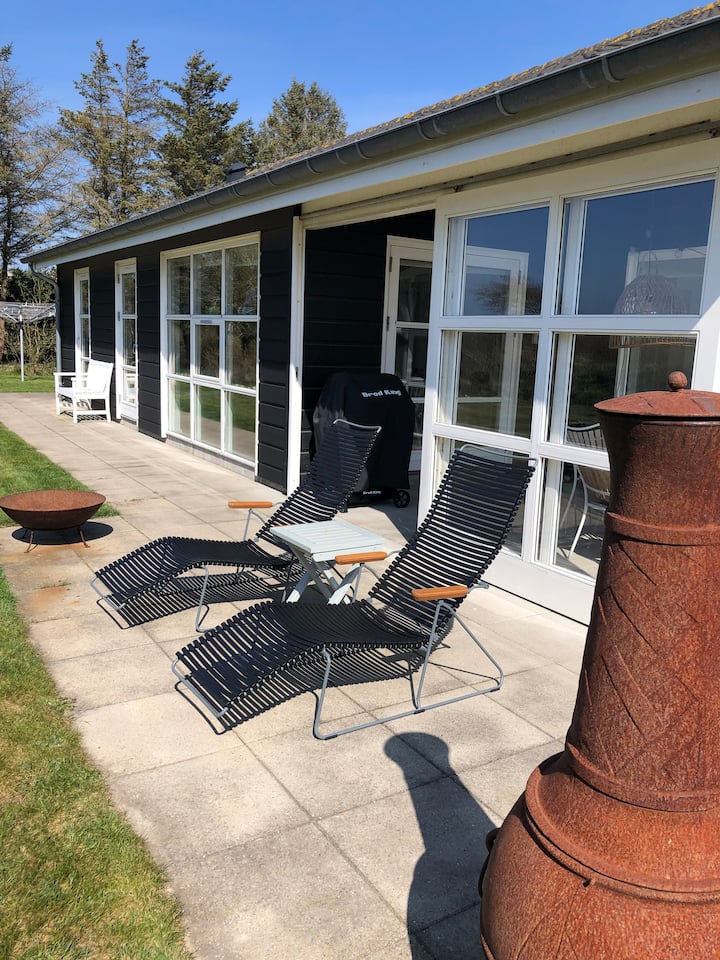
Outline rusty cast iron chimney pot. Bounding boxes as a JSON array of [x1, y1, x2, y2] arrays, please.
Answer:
[[480, 373, 720, 958]]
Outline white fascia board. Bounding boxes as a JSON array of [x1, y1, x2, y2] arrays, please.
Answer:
[[33, 71, 720, 270]]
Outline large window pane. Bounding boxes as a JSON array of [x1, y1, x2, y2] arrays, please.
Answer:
[[195, 385, 221, 448], [165, 238, 257, 464], [168, 256, 190, 314], [169, 380, 190, 437], [193, 250, 222, 315], [225, 321, 256, 388], [225, 392, 255, 460], [559, 180, 714, 315], [195, 323, 220, 378], [439, 331, 537, 437], [548, 333, 695, 443], [225, 245, 258, 315], [168, 319, 190, 376], [446, 207, 549, 316], [539, 458, 607, 580]]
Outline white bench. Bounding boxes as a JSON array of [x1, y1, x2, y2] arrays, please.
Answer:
[[54, 359, 113, 423]]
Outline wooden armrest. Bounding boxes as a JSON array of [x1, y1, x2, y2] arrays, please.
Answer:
[[227, 500, 274, 509], [334, 551, 388, 565], [411, 585, 469, 601]]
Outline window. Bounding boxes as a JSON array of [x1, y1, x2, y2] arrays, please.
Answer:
[[432, 159, 717, 613], [445, 206, 549, 316], [75, 268, 91, 372], [558, 179, 714, 316], [541, 332, 697, 580], [164, 237, 259, 463], [438, 331, 537, 438]]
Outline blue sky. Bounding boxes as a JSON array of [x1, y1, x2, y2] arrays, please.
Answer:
[[6, 0, 700, 134]]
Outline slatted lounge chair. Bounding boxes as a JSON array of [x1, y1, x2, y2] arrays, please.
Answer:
[[91, 418, 380, 629], [172, 449, 534, 738]]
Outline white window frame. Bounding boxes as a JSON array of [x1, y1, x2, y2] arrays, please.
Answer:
[[423, 138, 720, 621], [160, 233, 260, 465]]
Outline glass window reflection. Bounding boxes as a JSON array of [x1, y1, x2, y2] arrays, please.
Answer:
[[559, 180, 714, 315], [439, 331, 538, 437], [446, 206, 549, 316]]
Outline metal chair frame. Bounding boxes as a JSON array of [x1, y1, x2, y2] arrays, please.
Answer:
[[91, 418, 380, 629], [172, 449, 534, 738], [560, 424, 611, 560]]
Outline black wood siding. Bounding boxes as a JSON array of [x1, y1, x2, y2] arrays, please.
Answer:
[[56, 207, 296, 489], [302, 210, 434, 459], [56, 263, 77, 373]]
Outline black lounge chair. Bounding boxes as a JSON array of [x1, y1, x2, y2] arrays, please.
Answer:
[[172, 449, 534, 738], [91, 418, 380, 629]]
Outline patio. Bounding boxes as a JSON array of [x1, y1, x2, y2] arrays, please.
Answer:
[[0, 394, 586, 960]]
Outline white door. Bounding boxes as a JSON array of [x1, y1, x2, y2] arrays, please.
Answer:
[[382, 238, 433, 471], [116, 260, 138, 421]]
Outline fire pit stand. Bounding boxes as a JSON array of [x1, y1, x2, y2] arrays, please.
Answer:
[[0, 489, 106, 551]]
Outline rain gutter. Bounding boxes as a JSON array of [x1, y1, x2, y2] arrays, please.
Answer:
[[26, 15, 720, 265]]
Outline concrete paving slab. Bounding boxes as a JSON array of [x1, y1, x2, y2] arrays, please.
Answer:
[[414, 903, 485, 960], [170, 823, 408, 960], [320, 772, 493, 930], [76, 692, 244, 777], [30, 611, 152, 661], [383, 695, 553, 775], [110, 747, 310, 863], [251, 723, 444, 818], [461, 739, 565, 824], [491, 609, 587, 672], [367, 936, 435, 960], [51, 642, 173, 711], [493, 663, 578, 739]]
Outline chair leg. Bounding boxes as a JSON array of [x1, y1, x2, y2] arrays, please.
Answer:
[[559, 466, 579, 533], [312, 611, 504, 740], [567, 489, 590, 559], [195, 566, 211, 631]]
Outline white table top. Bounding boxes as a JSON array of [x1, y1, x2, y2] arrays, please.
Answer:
[[270, 519, 385, 562]]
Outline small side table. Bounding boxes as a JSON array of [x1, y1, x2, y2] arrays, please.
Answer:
[[270, 519, 386, 603]]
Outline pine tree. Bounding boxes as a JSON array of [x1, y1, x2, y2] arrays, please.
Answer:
[[160, 51, 255, 198], [253, 79, 346, 165], [60, 40, 166, 230]]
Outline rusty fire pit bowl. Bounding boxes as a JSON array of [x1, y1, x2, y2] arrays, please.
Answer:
[[0, 489, 106, 550]]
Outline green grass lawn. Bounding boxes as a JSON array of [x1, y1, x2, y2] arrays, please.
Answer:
[[0, 404, 193, 958], [0, 423, 117, 522], [0, 365, 54, 393], [0, 570, 195, 960]]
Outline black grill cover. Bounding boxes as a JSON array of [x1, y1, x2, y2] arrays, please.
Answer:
[[313, 371, 415, 491]]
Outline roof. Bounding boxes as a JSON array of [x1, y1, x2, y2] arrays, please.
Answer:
[[27, 2, 720, 265]]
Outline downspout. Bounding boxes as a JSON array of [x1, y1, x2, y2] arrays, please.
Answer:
[[28, 263, 60, 371]]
